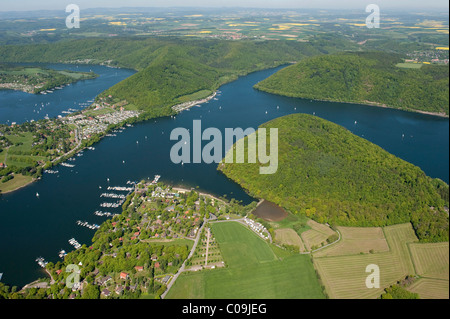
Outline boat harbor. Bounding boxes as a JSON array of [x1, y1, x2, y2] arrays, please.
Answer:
[[60, 162, 75, 168], [76, 220, 100, 230], [35, 257, 48, 268], [94, 210, 117, 218], [58, 250, 67, 259], [68, 238, 82, 250]]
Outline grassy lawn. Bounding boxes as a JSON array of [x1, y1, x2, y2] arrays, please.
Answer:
[[176, 90, 212, 103], [3, 132, 48, 168], [166, 221, 325, 299], [0, 174, 34, 193], [396, 63, 423, 69]]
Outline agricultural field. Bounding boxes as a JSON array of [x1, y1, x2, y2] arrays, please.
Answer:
[[166, 221, 325, 299], [313, 223, 450, 299], [407, 278, 449, 299], [313, 224, 418, 299], [409, 242, 449, 280], [314, 226, 389, 257], [301, 220, 337, 251], [274, 228, 306, 253]]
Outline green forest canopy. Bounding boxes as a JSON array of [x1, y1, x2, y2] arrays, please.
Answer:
[[254, 52, 449, 115], [0, 37, 330, 118], [218, 114, 449, 243]]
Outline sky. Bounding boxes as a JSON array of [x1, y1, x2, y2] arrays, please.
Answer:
[[0, 0, 448, 11]]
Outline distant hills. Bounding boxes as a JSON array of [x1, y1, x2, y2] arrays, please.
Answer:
[[0, 38, 327, 118], [254, 52, 449, 116], [218, 114, 449, 243]]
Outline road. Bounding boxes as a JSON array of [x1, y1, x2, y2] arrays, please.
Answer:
[[161, 217, 208, 299]]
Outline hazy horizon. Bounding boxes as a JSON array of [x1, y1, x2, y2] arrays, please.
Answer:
[[1, 0, 449, 12]]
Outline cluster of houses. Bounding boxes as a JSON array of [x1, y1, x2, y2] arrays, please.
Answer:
[[62, 107, 140, 140], [405, 49, 449, 65], [243, 217, 270, 241]]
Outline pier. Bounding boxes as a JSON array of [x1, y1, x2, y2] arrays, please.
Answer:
[[76, 220, 100, 230]]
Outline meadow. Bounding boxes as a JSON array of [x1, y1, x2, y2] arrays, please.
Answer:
[[166, 221, 325, 299]]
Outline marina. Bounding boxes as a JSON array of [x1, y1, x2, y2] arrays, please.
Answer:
[[35, 257, 48, 268], [76, 220, 100, 230], [44, 169, 59, 174], [100, 193, 126, 199], [60, 163, 75, 168], [94, 211, 116, 218], [68, 238, 82, 250], [58, 250, 67, 259], [100, 202, 122, 208]]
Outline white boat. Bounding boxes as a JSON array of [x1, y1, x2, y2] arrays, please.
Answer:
[[58, 250, 67, 259], [35, 257, 48, 268], [36, 193, 40, 197]]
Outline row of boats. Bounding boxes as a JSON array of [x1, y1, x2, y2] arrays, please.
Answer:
[[100, 193, 126, 199], [35, 257, 48, 268], [44, 169, 59, 174], [107, 186, 134, 191], [68, 238, 81, 250], [60, 163, 75, 168], [94, 210, 116, 217], [76, 220, 100, 230], [100, 202, 122, 208]]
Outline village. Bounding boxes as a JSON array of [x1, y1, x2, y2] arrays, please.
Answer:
[[27, 179, 263, 299], [61, 97, 141, 140]]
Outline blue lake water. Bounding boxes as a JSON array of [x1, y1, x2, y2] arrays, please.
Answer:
[[0, 63, 136, 125], [0, 65, 448, 287]]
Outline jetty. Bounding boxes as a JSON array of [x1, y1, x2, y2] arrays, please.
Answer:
[[68, 238, 82, 249], [76, 220, 100, 230], [35, 257, 48, 268], [60, 163, 75, 168], [100, 193, 126, 199], [58, 250, 67, 259], [94, 211, 117, 218]]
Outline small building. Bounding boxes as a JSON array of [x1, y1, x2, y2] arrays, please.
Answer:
[[135, 266, 144, 272], [98, 276, 112, 286], [101, 289, 111, 297], [120, 272, 129, 280]]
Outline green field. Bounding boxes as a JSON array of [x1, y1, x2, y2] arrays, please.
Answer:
[[396, 62, 423, 69], [3, 132, 48, 168], [0, 173, 33, 193], [176, 90, 213, 103], [166, 221, 325, 299]]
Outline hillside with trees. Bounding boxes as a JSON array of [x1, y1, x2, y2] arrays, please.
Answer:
[[0, 37, 329, 118], [218, 114, 449, 242], [254, 52, 449, 116]]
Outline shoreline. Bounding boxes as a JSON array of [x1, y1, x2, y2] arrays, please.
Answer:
[[0, 177, 36, 195], [254, 86, 449, 119]]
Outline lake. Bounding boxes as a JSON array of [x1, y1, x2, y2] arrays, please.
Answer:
[[0, 63, 136, 125], [0, 65, 448, 287]]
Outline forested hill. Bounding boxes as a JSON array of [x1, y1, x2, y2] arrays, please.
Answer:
[[254, 52, 449, 116], [218, 114, 449, 242], [0, 37, 326, 117]]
